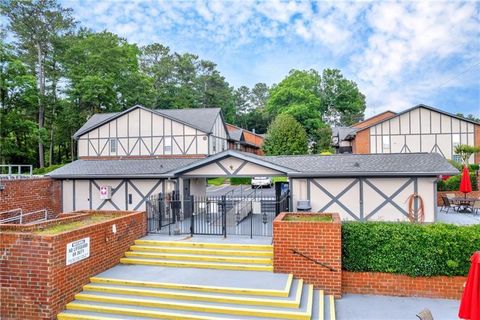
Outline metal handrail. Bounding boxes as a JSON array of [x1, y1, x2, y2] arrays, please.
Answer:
[[0, 209, 47, 224], [0, 165, 33, 178], [290, 248, 337, 272]]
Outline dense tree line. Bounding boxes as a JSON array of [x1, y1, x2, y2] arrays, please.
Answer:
[[0, 0, 366, 167]]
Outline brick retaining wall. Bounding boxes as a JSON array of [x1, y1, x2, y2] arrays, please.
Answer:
[[0, 178, 61, 220], [0, 210, 147, 320], [273, 213, 342, 297], [342, 271, 466, 300]]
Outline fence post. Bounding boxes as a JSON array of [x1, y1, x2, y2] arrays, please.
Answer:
[[190, 195, 195, 237], [222, 195, 227, 238], [250, 200, 253, 239]]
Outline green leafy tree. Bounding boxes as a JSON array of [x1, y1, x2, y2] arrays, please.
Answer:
[[267, 69, 323, 138], [250, 82, 269, 109], [263, 114, 308, 155], [0, 38, 39, 164], [62, 30, 152, 114], [454, 144, 480, 165], [1, 0, 76, 167], [320, 69, 366, 126]]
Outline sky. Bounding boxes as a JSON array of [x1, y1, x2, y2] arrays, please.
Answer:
[[57, 1, 480, 117]]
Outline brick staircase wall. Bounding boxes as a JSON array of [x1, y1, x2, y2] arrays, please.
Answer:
[[0, 177, 61, 220], [0, 210, 146, 320]]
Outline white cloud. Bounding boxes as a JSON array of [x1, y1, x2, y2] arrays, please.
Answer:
[[58, 0, 479, 115]]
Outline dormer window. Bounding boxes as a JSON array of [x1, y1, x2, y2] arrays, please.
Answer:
[[110, 139, 117, 153], [164, 137, 172, 153]]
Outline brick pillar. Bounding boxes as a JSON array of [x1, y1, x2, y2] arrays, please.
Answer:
[[273, 213, 342, 297]]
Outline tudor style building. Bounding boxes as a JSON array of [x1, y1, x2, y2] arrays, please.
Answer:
[[50, 104, 458, 225], [333, 104, 480, 164], [226, 124, 264, 155]]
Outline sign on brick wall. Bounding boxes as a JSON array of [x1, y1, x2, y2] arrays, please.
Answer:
[[66, 237, 90, 265]]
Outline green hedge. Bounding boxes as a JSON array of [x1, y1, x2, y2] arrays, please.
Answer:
[[230, 177, 252, 185], [437, 174, 478, 191], [342, 222, 480, 277], [32, 163, 65, 175]]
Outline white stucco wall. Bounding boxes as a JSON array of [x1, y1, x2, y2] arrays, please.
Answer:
[[291, 176, 436, 222], [77, 108, 210, 157], [369, 107, 476, 163], [61, 179, 167, 212]]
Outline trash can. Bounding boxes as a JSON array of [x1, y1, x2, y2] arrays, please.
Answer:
[[296, 200, 311, 212]]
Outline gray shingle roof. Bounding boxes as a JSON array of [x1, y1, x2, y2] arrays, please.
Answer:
[[74, 113, 118, 138], [157, 108, 221, 133], [73, 106, 222, 139], [228, 129, 243, 142], [48, 158, 200, 179], [332, 126, 358, 141], [261, 152, 459, 177], [49, 151, 458, 179]]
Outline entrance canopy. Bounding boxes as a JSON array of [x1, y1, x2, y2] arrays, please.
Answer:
[[171, 150, 292, 177]]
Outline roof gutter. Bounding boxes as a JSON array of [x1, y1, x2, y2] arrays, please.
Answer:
[[286, 171, 459, 178]]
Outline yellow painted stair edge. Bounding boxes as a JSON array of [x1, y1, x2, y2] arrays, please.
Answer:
[[73, 284, 313, 320], [120, 257, 274, 271], [134, 240, 272, 251], [83, 278, 302, 308], [130, 245, 273, 257], [66, 303, 230, 320], [319, 290, 324, 320], [330, 295, 336, 320], [124, 251, 272, 264], [89, 274, 293, 298], [57, 313, 122, 320]]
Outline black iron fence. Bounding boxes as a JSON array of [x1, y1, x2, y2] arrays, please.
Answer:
[[146, 190, 290, 238]]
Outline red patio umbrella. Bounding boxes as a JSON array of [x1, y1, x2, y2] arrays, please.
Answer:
[[459, 252, 480, 320], [459, 166, 472, 199]]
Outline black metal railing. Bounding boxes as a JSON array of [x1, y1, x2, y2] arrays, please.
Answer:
[[147, 188, 291, 237], [290, 248, 337, 272]]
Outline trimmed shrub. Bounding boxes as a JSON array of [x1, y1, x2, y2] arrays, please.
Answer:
[[230, 177, 252, 185], [33, 163, 65, 175], [437, 174, 478, 191], [342, 222, 480, 277]]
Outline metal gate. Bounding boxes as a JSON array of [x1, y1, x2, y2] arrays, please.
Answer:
[[146, 188, 290, 237]]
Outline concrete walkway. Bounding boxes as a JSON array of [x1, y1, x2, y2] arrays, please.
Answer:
[[142, 234, 273, 245], [437, 209, 480, 225], [336, 294, 460, 320]]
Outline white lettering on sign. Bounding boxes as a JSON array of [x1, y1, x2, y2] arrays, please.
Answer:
[[66, 237, 90, 266]]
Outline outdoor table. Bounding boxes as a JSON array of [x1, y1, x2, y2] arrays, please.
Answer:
[[451, 197, 477, 213]]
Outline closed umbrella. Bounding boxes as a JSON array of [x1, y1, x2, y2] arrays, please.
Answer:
[[459, 252, 480, 320], [459, 166, 472, 199]]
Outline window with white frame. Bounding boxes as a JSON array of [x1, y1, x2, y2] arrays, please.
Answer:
[[382, 136, 390, 150], [212, 136, 216, 152], [110, 139, 117, 153], [164, 137, 172, 153]]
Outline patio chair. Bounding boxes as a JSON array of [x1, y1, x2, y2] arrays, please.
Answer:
[[416, 309, 434, 320], [440, 196, 457, 213], [473, 200, 480, 215]]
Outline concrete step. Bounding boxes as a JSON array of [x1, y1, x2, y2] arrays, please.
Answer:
[[120, 257, 274, 271], [90, 270, 294, 298], [81, 278, 303, 308], [124, 251, 272, 264], [130, 245, 273, 257], [134, 239, 272, 251], [64, 283, 314, 319]]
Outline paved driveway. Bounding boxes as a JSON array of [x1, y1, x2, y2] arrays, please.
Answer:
[[207, 184, 275, 198], [336, 294, 460, 320]]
